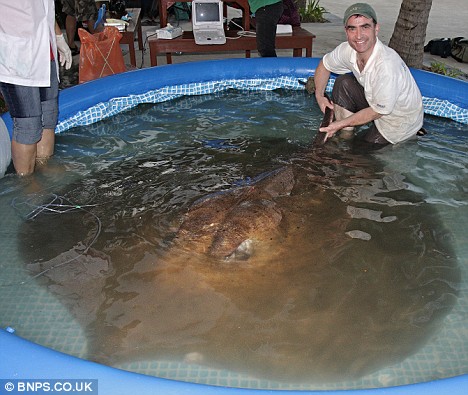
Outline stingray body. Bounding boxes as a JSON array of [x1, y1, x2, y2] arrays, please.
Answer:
[[173, 92, 334, 261], [174, 166, 295, 260]]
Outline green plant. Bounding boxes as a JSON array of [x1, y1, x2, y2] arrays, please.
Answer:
[[430, 61, 462, 79], [299, 0, 329, 23]]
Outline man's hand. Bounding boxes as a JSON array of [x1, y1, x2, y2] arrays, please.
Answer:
[[319, 120, 343, 142], [316, 94, 333, 115], [56, 34, 72, 70]]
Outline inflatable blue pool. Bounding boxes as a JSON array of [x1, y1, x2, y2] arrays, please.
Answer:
[[1, 58, 467, 394]]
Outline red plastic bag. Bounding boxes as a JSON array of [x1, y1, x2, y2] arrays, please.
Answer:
[[78, 27, 126, 83]]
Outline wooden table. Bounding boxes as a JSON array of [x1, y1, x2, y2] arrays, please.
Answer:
[[148, 27, 315, 66], [119, 8, 143, 67]]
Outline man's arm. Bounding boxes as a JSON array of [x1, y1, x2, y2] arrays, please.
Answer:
[[314, 59, 334, 113], [314, 58, 382, 141], [319, 106, 382, 140]]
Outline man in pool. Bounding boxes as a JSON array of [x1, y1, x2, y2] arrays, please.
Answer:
[[313, 3, 424, 147]]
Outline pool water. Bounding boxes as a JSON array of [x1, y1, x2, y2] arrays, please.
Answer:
[[0, 90, 467, 390]]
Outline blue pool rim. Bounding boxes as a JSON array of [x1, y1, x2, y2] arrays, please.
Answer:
[[1, 57, 467, 394]]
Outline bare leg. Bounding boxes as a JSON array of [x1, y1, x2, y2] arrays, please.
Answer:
[[65, 15, 78, 49], [11, 128, 55, 175], [334, 104, 355, 139], [11, 140, 36, 176], [36, 128, 55, 165]]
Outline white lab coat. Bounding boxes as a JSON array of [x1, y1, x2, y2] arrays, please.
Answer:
[[0, 0, 59, 87]]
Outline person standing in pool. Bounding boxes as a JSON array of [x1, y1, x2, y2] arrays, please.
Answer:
[[249, 0, 284, 57], [313, 3, 424, 146], [0, 0, 72, 176]]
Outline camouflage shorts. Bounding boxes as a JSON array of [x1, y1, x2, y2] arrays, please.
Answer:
[[61, 0, 98, 21]]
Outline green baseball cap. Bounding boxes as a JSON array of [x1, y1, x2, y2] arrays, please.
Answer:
[[343, 3, 378, 25]]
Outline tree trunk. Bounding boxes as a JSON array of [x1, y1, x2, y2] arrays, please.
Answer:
[[388, 0, 432, 69]]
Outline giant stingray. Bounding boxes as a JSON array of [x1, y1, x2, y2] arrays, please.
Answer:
[[172, 91, 334, 262], [16, 99, 460, 384]]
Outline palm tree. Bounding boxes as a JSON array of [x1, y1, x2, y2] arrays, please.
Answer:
[[388, 0, 433, 68]]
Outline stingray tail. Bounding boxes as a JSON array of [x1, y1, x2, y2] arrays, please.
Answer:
[[313, 94, 334, 147]]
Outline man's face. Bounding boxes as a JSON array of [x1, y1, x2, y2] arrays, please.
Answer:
[[345, 15, 379, 55]]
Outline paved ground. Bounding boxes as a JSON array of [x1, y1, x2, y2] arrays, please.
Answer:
[[65, 0, 468, 81]]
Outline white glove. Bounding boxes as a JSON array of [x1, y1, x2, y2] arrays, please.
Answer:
[[55, 34, 72, 70]]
